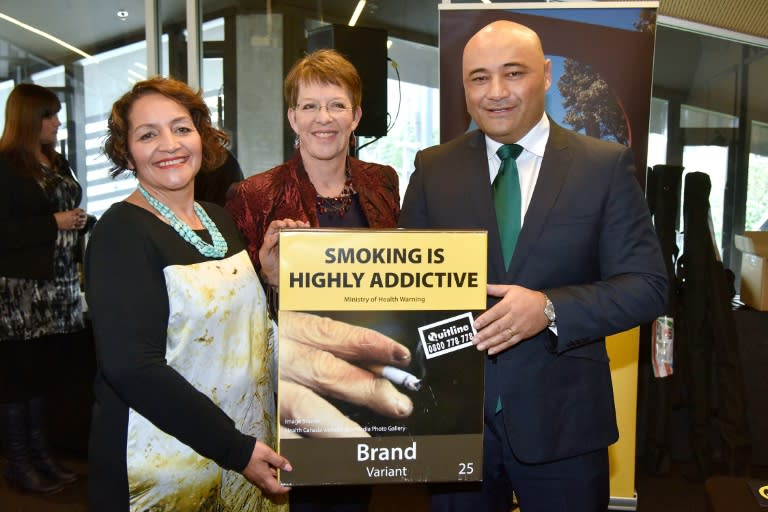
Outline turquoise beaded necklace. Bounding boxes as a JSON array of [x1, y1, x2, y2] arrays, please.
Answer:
[[137, 184, 228, 258]]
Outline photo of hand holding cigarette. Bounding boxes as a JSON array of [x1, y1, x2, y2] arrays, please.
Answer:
[[279, 311, 419, 439]]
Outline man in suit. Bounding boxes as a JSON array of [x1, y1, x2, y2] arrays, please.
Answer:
[[399, 20, 668, 512]]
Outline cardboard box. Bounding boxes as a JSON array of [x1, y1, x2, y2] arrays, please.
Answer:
[[734, 231, 768, 311]]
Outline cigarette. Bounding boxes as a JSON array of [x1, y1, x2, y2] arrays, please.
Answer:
[[369, 365, 422, 391]]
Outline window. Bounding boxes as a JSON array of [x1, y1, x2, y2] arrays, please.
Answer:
[[77, 39, 169, 216], [358, 37, 439, 202], [747, 121, 768, 230], [647, 97, 668, 169], [651, 22, 768, 275]]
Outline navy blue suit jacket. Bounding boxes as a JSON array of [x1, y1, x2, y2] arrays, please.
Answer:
[[399, 121, 667, 464]]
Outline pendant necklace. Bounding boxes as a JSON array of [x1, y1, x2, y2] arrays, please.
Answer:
[[137, 184, 228, 258]]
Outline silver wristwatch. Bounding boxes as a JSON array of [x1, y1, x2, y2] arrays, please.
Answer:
[[543, 294, 556, 327]]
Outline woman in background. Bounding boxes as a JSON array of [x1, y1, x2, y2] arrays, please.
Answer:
[[227, 48, 400, 512], [194, 148, 244, 206], [86, 77, 290, 511], [0, 83, 83, 494]]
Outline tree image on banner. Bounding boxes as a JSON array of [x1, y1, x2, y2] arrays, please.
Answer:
[[634, 8, 656, 34], [557, 59, 628, 146]]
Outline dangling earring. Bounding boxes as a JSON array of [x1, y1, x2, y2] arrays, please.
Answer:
[[294, 134, 300, 149]]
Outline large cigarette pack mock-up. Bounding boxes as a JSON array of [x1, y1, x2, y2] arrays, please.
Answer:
[[277, 229, 487, 486]]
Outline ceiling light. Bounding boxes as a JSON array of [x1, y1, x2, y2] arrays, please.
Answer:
[[349, 0, 366, 27], [0, 11, 95, 61], [117, 10, 129, 21]]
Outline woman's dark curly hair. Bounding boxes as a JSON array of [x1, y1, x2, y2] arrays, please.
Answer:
[[104, 76, 228, 177]]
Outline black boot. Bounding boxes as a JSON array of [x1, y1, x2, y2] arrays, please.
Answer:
[[0, 402, 63, 494], [26, 397, 78, 486]]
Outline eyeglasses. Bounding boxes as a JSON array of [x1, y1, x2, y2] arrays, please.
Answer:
[[294, 101, 353, 115]]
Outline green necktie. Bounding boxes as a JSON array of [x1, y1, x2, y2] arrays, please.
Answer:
[[493, 144, 522, 414], [493, 144, 524, 270]]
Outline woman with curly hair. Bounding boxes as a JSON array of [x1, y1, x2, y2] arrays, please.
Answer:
[[85, 77, 290, 511]]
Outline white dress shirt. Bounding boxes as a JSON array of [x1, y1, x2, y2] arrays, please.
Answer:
[[485, 113, 550, 227], [485, 114, 557, 331]]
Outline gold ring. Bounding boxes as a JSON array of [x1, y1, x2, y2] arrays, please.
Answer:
[[506, 328, 515, 338]]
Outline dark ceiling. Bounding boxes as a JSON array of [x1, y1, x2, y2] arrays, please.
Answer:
[[0, 0, 766, 124], [1, 1, 766, 66], [0, 1, 442, 62]]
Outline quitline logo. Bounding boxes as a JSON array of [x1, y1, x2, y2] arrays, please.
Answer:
[[418, 312, 476, 359]]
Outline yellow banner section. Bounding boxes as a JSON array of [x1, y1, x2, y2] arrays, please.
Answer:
[[606, 327, 639, 504], [279, 229, 487, 311]]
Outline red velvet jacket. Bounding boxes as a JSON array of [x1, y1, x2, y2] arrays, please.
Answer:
[[226, 151, 400, 273]]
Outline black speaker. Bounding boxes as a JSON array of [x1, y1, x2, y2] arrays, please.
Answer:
[[307, 25, 388, 138]]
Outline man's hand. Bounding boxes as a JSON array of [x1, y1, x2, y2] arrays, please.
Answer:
[[471, 284, 549, 355], [241, 440, 291, 496], [258, 219, 310, 286], [279, 312, 415, 437]]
